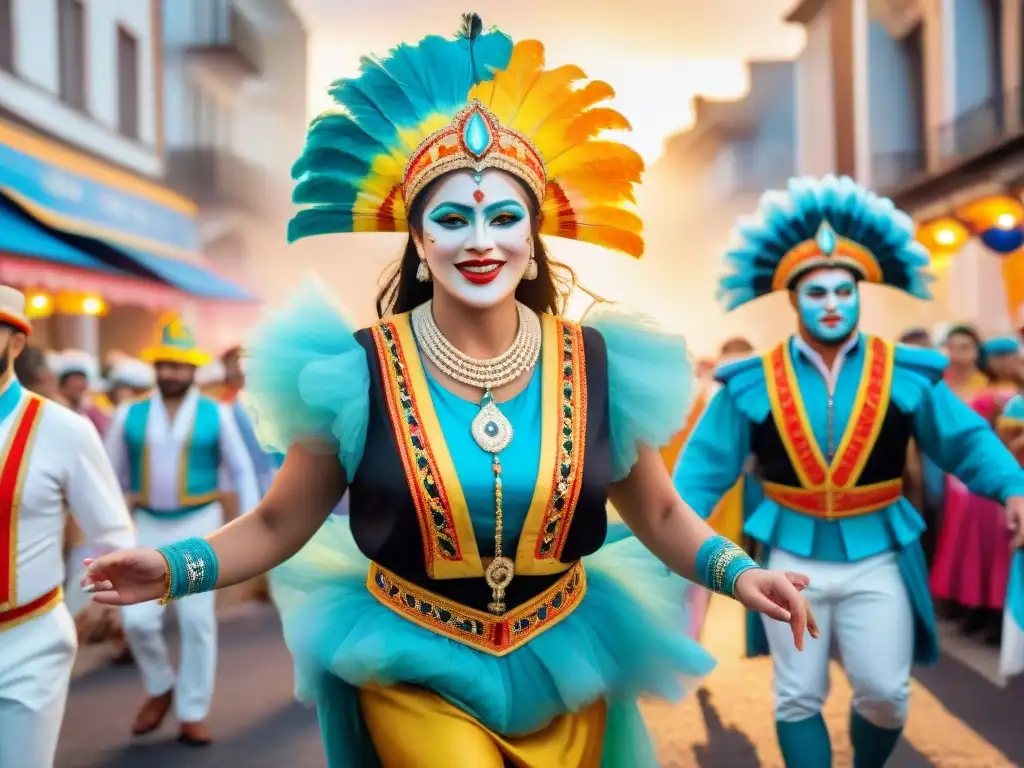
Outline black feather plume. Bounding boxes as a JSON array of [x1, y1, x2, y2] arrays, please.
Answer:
[[457, 12, 484, 40]]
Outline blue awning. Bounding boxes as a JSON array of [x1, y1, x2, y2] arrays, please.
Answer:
[[0, 202, 128, 274], [111, 245, 258, 302]]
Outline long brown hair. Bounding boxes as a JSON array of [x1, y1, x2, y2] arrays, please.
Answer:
[[374, 175, 581, 318]]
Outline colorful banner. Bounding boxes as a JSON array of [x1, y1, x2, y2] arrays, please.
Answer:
[[0, 120, 198, 256]]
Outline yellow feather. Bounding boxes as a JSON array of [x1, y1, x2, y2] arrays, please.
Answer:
[[542, 203, 643, 234], [505, 64, 587, 132], [545, 141, 644, 179], [563, 108, 632, 146], [544, 176, 636, 206], [485, 40, 546, 121], [540, 217, 644, 258], [529, 82, 618, 154]]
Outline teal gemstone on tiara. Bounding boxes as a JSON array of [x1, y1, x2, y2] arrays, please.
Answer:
[[815, 221, 837, 256], [463, 109, 492, 157]]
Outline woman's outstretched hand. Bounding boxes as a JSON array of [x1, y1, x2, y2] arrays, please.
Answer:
[[81, 549, 169, 606], [733, 569, 819, 651]]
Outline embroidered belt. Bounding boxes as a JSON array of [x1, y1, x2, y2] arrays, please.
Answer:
[[0, 586, 63, 632], [366, 561, 586, 657], [762, 479, 903, 519], [134, 502, 214, 518]]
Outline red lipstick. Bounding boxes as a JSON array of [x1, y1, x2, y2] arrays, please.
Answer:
[[455, 259, 505, 285]]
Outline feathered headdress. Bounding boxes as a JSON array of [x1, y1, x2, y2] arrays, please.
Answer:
[[290, 13, 644, 257], [983, 335, 1022, 358], [718, 175, 933, 311]]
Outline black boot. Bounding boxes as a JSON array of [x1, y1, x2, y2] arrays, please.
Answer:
[[983, 609, 1003, 647], [962, 608, 987, 635]]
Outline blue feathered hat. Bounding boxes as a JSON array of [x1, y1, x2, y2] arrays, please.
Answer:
[[718, 175, 933, 311], [983, 335, 1022, 358]]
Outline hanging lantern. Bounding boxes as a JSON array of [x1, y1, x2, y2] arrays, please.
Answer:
[[980, 225, 1024, 254], [55, 291, 109, 317], [955, 195, 1024, 255], [916, 217, 970, 270], [24, 290, 54, 319]]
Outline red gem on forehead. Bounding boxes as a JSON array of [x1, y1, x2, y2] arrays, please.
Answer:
[[473, 189, 485, 203]]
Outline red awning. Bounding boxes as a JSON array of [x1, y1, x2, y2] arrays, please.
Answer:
[[0, 254, 186, 310]]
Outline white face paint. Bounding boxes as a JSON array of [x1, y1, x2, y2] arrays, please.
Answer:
[[419, 169, 533, 309]]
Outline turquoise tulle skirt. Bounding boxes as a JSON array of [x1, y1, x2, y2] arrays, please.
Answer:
[[270, 519, 716, 767]]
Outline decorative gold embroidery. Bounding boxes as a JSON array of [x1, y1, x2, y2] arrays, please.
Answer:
[[367, 561, 586, 657], [761, 479, 903, 518], [371, 321, 463, 570], [761, 335, 896, 518], [534, 320, 587, 560], [830, 336, 894, 487]]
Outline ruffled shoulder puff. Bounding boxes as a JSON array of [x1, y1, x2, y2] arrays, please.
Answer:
[[581, 305, 693, 481], [890, 343, 948, 414], [708, 338, 952, 421], [712, 353, 771, 423], [242, 275, 370, 479]]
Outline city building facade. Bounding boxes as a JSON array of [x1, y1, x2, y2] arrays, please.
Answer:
[[0, 0, 252, 359], [646, 61, 799, 354], [161, 0, 307, 352], [786, 0, 1024, 335]]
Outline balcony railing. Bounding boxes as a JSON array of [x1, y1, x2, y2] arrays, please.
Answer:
[[185, 0, 261, 79], [165, 147, 268, 216], [871, 149, 926, 192], [936, 88, 1020, 162]]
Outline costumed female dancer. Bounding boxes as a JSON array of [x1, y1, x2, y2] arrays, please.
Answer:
[[932, 332, 1021, 642], [81, 16, 814, 766]]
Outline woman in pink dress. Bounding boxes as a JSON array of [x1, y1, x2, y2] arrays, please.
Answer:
[[931, 329, 1022, 644]]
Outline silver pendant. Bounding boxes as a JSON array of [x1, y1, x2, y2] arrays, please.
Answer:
[[471, 391, 513, 454]]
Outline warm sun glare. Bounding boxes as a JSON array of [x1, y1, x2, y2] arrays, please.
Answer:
[[306, 38, 751, 164]]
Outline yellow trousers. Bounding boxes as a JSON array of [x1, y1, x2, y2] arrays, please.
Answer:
[[358, 684, 606, 767]]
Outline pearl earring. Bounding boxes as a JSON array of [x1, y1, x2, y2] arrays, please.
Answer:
[[523, 242, 538, 281]]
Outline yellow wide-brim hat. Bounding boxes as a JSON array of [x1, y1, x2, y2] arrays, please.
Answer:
[[141, 317, 211, 367]]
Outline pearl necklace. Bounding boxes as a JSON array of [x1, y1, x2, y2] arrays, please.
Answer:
[[412, 300, 542, 614]]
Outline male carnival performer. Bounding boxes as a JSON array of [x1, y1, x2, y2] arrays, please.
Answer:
[[0, 286, 136, 767], [676, 175, 1024, 768], [52, 349, 110, 435], [101, 318, 259, 745]]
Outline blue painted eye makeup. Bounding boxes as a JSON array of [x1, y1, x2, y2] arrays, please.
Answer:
[[428, 203, 473, 228]]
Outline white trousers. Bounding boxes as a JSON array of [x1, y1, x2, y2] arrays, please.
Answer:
[[121, 502, 223, 723], [762, 550, 914, 729], [0, 604, 77, 768]]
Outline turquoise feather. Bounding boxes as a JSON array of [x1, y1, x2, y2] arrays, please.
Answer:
[[984, 336, 1022, 357], [718, 174, 934, 310], [289, 17, 514, 243]]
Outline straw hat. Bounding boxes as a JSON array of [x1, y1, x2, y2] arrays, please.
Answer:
[[0, 285, 31, 335], [141, 317, 211, 367]]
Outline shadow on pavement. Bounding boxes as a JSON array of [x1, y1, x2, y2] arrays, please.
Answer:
[[692, 688, 760, 766]]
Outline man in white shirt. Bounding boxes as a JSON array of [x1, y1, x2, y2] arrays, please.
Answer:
[[104, 317, 259, 746], [0, 286, 136, 768]]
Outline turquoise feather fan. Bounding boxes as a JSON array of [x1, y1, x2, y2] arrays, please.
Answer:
[[718, 174, 934, 311], [289, 15, 513, 242]]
